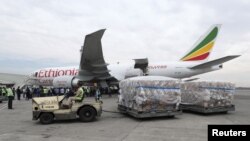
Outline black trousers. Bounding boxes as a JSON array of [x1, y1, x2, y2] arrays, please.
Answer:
[[17, 94, 21, 100], [8, 96, 13, 109]]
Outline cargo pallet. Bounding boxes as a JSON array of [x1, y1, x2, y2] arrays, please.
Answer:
[[179, 104, 235, 114], [118, 104, 182, 118]]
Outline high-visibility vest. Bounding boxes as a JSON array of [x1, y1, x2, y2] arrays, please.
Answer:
[[1, 88, 7, 95], [43, 88, 48, 94], [75, 87, 84, 101], [6, 88, 14, 97], [3, 88, 7, 96]]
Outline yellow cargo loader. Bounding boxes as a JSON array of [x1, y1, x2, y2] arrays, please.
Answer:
[[32, 96, 102, 124]]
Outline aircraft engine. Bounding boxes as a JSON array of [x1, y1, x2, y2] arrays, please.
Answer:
[[124, 68, 143, 79], [52, 76, 79, 88], [211, 65, 222, 71]]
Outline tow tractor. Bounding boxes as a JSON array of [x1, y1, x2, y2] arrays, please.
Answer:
[[32, 95, 102, 124]]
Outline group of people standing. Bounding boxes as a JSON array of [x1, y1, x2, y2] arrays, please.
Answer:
[[0, 83, 117, 110]]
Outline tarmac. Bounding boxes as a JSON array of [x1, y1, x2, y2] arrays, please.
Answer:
[[0, 90, 249, 141]]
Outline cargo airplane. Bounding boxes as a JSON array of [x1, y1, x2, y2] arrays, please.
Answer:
[[27, 25, 240, 87]]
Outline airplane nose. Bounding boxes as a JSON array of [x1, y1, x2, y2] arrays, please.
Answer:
[[29, 73, 34, 77], [29, 71, 38, 77]]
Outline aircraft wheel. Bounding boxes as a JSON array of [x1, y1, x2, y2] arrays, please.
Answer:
[[79, 106, 96, 122], [40, 113, 54, 124]]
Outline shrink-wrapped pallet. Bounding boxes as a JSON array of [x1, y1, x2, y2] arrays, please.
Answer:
[[118, 76, 181, 112], [181, 81, 235, 108]]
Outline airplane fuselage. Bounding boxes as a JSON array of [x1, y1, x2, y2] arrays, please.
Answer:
[[26, 25, 239, 87], [29, 61, 221, 86]]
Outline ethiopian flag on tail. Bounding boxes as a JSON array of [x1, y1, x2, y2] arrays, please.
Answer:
[[181, 25, 220, 61]]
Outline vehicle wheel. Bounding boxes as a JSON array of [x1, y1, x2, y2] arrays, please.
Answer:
[[79, 106, 96, 122], [0, 101, 2, 103], [39, 113, 54, 124]]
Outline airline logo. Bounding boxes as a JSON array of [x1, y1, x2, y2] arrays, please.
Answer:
[[181, 26, 219, 61], [37, 68, 79, 78], [148, 65, 167, 69]]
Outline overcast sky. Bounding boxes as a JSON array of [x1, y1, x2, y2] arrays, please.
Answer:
[[0, 0, 250, 86]]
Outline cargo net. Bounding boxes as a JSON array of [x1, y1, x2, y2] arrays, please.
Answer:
[[180, 81, 235, 108], [119, 79, 181, 112]]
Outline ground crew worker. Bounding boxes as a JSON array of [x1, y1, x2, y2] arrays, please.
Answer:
[[95, 86, 102, 102], [66, 83, 84, 107], [2, 87, 7, 96], [12, 87, 16, 100], [26, 87, 31, 100], [16, 86, 22, 100], [6, 86, 14, 109], [43, 87, 48, 97], [86, 87, 90, 97], [60, 88, 65, 95]]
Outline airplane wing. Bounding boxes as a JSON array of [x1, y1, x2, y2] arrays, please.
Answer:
[[190, 55, 240, 69], [77, 29, 112, 81]]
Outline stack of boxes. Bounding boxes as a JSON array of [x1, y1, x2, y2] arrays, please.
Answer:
[[118, 76, 181, 112], [180, 81, 235, 108], [119, 77, 235, 115]]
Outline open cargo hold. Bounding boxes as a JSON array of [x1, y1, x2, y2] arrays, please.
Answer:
[[118, 76, 182, 118], [180, 81, 235, 113]]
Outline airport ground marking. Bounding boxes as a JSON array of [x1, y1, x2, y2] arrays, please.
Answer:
[[0, 103, 7, 111]]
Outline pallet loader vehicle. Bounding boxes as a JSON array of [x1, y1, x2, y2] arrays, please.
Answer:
[[32, 95, 102, 124]]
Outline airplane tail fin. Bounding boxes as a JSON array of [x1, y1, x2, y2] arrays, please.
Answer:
[[180, 25, 221, 61]]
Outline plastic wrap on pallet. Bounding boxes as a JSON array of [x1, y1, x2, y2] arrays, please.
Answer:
[[118, 76, 181, 112], [180, 81, 235, 108]]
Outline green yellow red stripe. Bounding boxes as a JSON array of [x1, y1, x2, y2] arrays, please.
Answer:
[[181, 41, 214, 61], [181, 26, 218, 61]]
